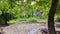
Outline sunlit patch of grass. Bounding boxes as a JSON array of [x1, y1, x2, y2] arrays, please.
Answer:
[[8, 17, 47, 24], [8, 18, 28, 24], [26, 17, 37, 22], [8, 19, 18, 24], [37, 19, 47, 22]]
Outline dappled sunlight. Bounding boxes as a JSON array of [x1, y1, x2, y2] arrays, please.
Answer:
[[0, 0, 60, 34]]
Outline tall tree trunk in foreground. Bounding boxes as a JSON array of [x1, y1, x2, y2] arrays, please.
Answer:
[[48, 0, 58, 34]]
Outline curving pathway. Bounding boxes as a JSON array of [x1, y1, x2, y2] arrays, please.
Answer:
[[3, 22, 47, 34]]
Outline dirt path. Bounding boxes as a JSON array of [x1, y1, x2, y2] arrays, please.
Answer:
[[2, 22, 60, 34], [2, 22, 47, 34]]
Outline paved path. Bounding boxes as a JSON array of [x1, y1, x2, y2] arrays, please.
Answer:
[[2, 22, 60, 34], [3, 22, 46, 34]]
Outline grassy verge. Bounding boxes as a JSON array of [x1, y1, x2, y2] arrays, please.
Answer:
[[8, 17, 47, 24]]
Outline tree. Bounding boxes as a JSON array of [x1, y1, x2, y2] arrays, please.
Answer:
[[48, 0, 58, 34]]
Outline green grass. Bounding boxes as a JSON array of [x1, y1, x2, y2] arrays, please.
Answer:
[[8, 19, 17, 24], [8, 17, 47, 24], [37, 19, 47, 22]]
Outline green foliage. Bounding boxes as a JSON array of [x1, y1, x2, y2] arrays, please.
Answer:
[[0, 1, 15, 25], [0, 1, 10, 11], [27, 17, 37, 22], [0, 13, 14, 21], [0, 0, 60, 24], [55, 15, 60, 22]]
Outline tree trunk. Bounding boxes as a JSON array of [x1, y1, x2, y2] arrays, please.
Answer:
[[48, 0, 58, 34]]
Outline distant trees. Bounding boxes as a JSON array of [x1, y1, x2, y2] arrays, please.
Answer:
[[48, 0, 59, 34]]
